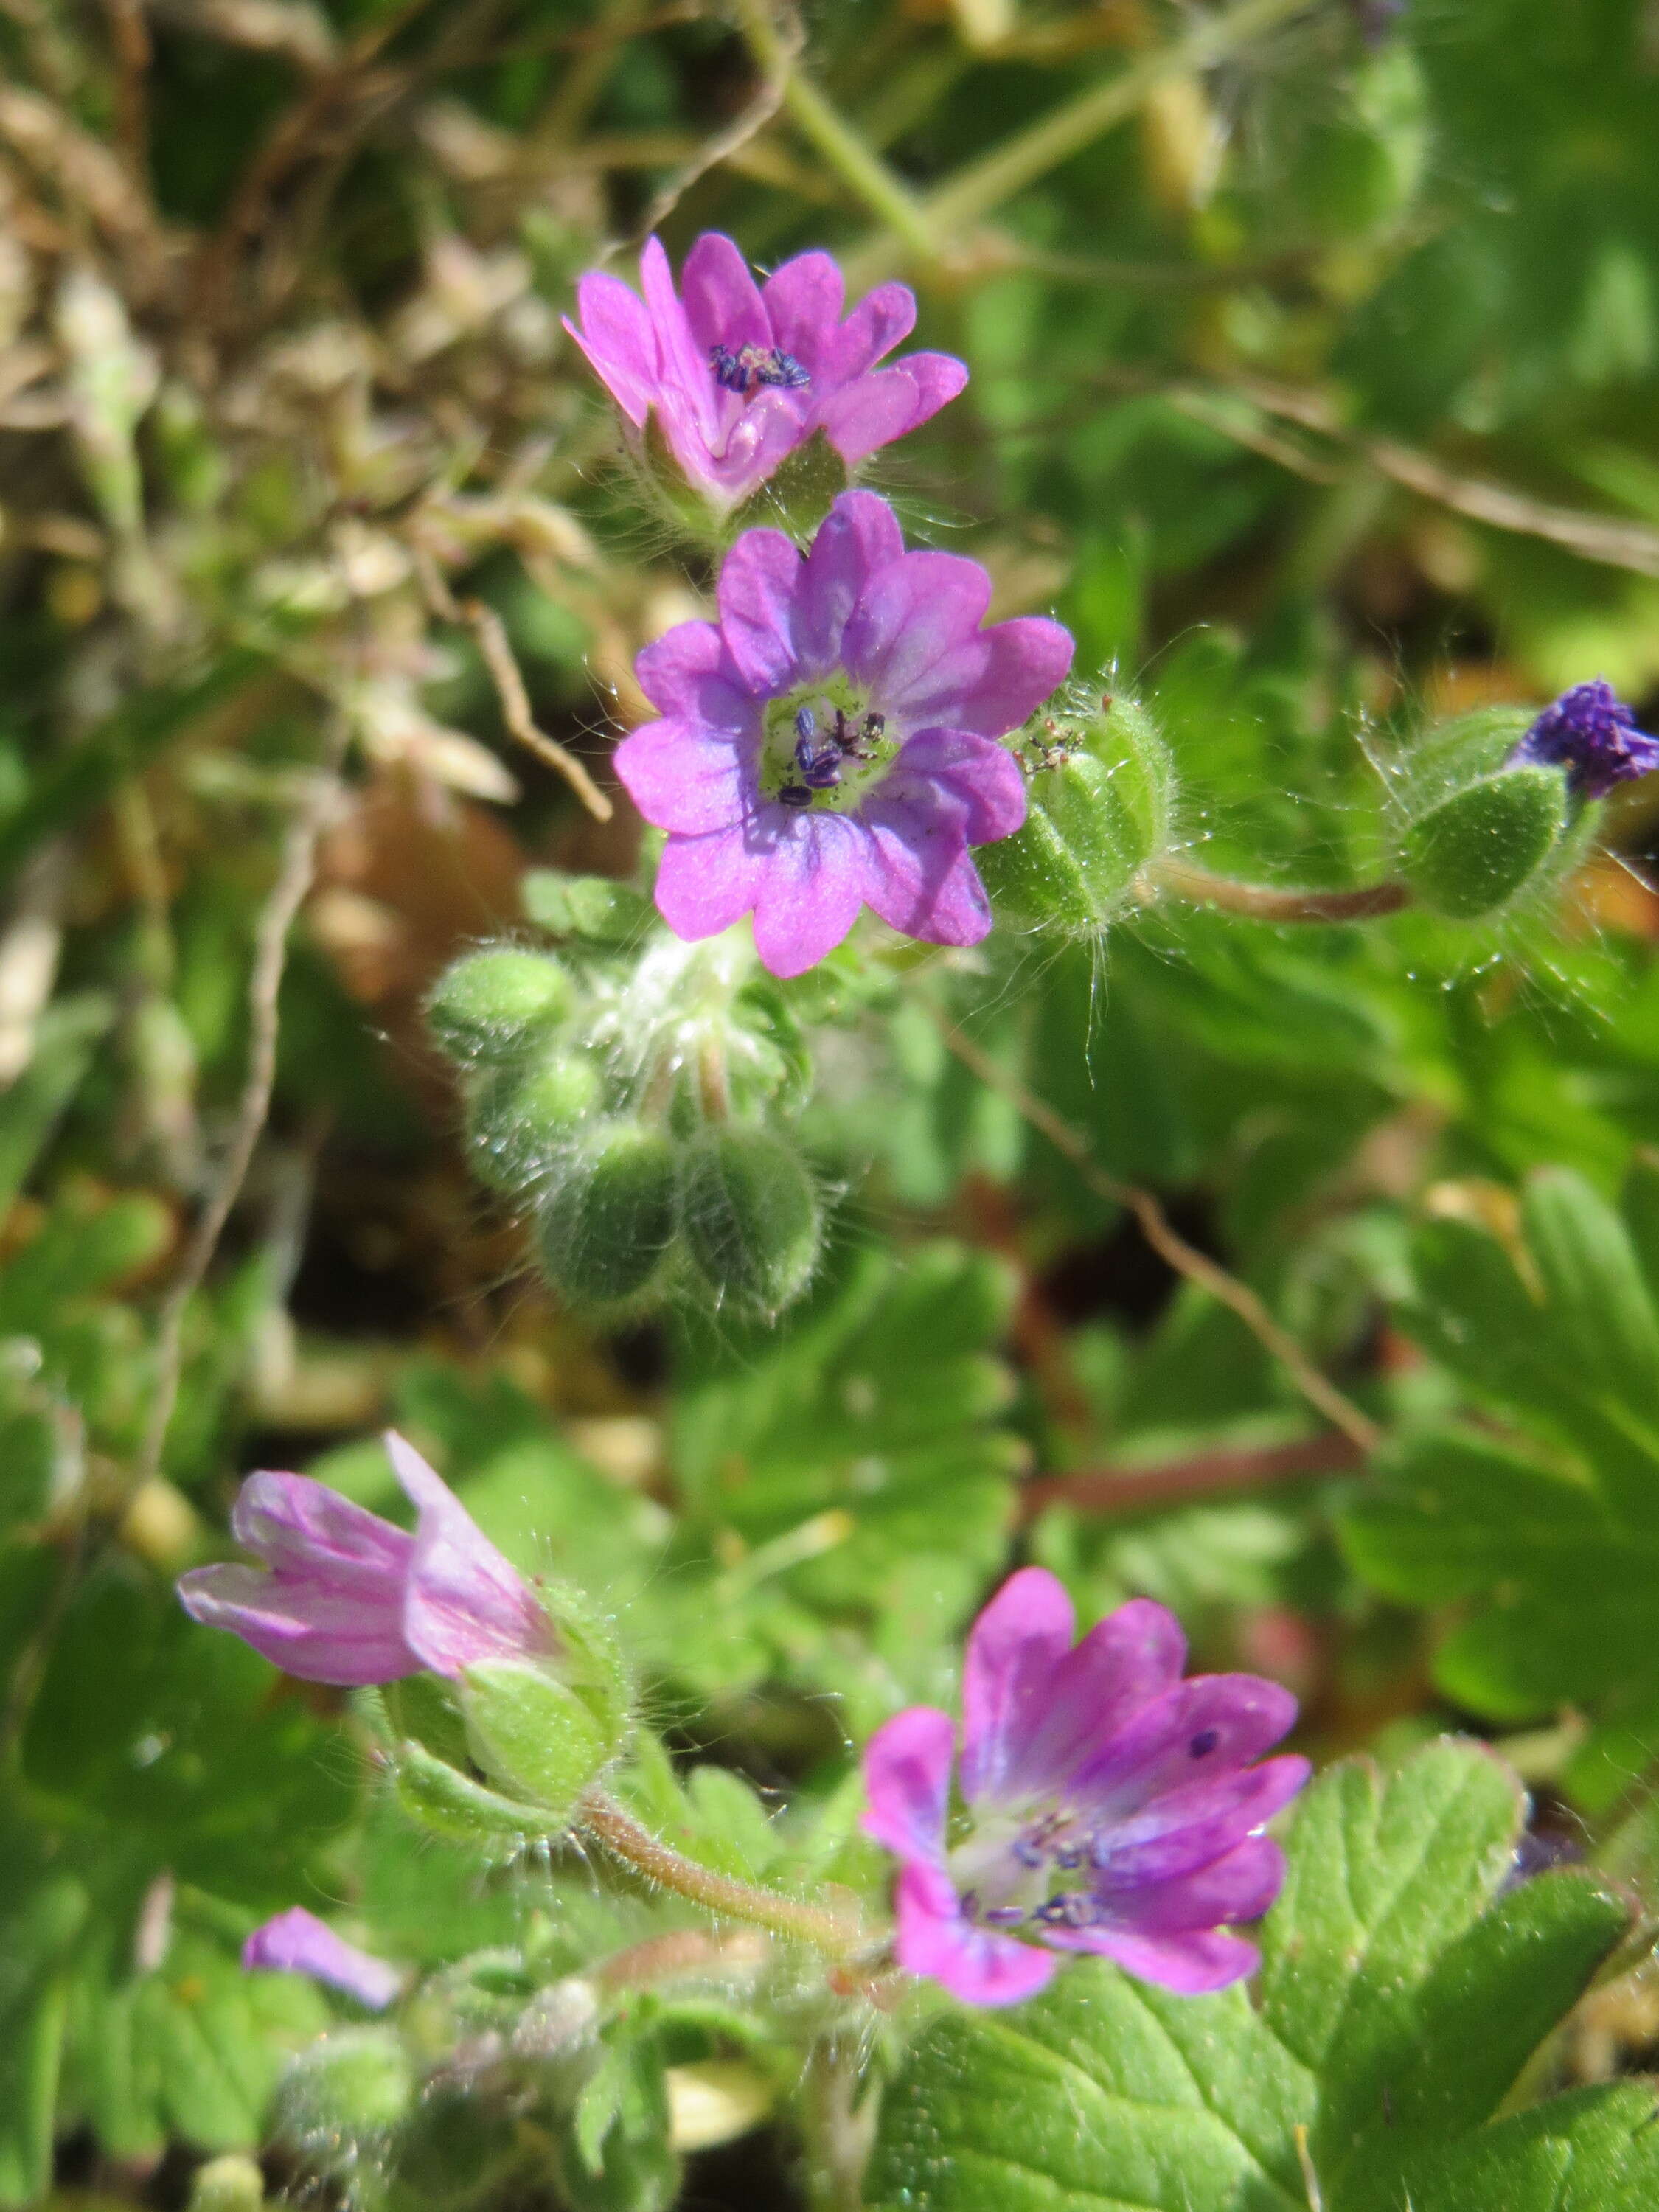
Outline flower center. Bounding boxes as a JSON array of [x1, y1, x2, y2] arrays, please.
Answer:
[[709, 342, 810, 397], [761, 679, 900, 815]]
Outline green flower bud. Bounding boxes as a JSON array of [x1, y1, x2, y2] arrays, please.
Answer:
[[426, 947, 575, 1065], [466, 1048, 607, 1192], [978, 693, 1175, 935], [535, 1120, 679, 1307], [274, 2028, 414, 2171], [681, 1127, 821, 1316], [1392, 707, 1580, 921]]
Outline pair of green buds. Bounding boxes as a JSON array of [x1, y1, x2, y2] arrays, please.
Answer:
[[982, 694, 1595, 934]]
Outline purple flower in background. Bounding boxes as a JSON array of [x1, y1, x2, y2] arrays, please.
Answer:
[[862, 1568, 1309, 2007], [244, 1908, 401, 2010], [565, 232, 967, 511], [178, 1431, 549, 1685], [1509, 679, 1659, 801], [615, 490, 1073, 976]]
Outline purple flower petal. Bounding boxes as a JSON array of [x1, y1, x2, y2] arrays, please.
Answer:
[[819, 371, 938, 470], [1509, 677, 1659, 800], [860, 815, 995, 948], [820, 355, 968, 467], [653, 821, 767, 942], [894, 1863, 1058, 2007], [635, 622, 754, 731], [861, 1705, 955, 1862], [959, 1567, 1075, 1806], [176, 1562, 420, 1686], [244, 1908, 401, 2009], [386, 1433, 552, 1680], [717, 526, 808, 695], [1013, 1599, 1187, 1804], [759, 251, 845, 373], [679, 232, 770, 357], [1096, 1757, 1313, 1885], [820, 281, 917, 383], [613, 718, 752, 835], [562, 273, 658, 426], [936, 617, 1077, 740], [639, 235, 716, 445], [882, 728, 1028, 844], [232, 1471, 414, 1586], [748, 810, 868, 976], [1067, 1674, 1301, 1815], [843, 552, 994, 705], [794, 490, 907, 673], [1093, 1835, 1287, 1932], [1054, 1925, 1262, 1994]]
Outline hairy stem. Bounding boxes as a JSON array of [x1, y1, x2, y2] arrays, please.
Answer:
[[1149, 856, 1412, 923], [934, 1015, 1382, 1455], [578, 1788, 866, 1957]]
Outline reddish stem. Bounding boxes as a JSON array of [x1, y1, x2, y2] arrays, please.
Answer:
[[1020, 1433, 1366, 1521]]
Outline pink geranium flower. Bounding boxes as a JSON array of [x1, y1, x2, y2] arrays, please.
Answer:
[[565, 232, 967, 511], [613, 490, 1073, 977], [862, 1568, 1310, 2007], [177, 1432, 549, 1685]]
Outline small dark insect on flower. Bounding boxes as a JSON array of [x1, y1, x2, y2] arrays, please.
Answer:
[[777, 785, 814, 810], [709, 342, 812, 395]]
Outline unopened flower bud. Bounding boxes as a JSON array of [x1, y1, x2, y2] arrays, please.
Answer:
[[1392, 707, 1581, 921], [978, 692, 1174, 936], [426, 947, 576, 1066], [535, 1120, 679, 1308], [273, 2028, 414, 2171], [466, 1048, 607, 1192], [681, 1126, 821, 1316]]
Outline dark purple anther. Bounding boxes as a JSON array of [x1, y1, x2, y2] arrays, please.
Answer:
[[1509, 679, 1659, 801], [795, 733, 844, 790]]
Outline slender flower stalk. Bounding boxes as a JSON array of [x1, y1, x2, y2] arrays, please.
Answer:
[[578, 1790, 864, 1958]]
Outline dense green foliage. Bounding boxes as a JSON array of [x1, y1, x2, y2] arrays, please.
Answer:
[[6, 0, 1659, 2205]]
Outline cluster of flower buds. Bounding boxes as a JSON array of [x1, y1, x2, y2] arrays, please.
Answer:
[[425, 891, 824, 1318], [977, 689, 1176, 938]]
